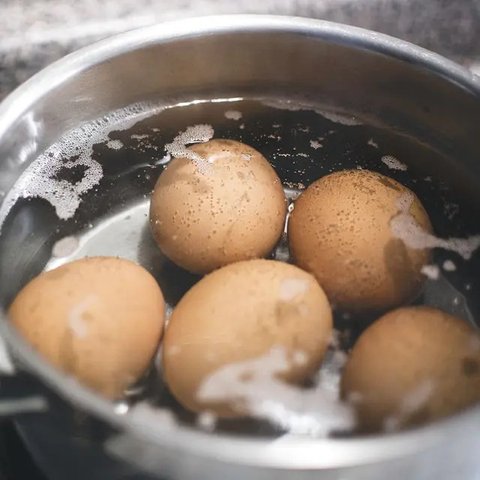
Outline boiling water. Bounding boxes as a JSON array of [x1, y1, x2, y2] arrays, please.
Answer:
[[1, 97, 480, 437]]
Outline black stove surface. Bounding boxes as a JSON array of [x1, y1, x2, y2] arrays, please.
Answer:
[[0, 423, 46, 480]]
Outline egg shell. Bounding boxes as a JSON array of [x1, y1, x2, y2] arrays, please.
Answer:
[[288, 169, 432, 313], [163, 259, 332, 416], [341, 306, 480, 431], [8, 257, 165, 399], [150, 139, 286, 274]]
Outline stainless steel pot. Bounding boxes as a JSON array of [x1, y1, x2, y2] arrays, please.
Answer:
[[0, 15, 480, 480]]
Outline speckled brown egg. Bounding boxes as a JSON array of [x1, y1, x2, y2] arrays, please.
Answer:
[[8, 257, 165, 399], [150, 139, 286, 274], [163, 259, 332, 416], [341, 306, 480, 432], [288, 169, 432, 313]]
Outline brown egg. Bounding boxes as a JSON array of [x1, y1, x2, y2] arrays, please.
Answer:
[[150, 139, 286, 274], [8, 257, 165, 399], [341, 306, 480, 432], [288, 169, 432, 313], [163, 259, 332, 416]]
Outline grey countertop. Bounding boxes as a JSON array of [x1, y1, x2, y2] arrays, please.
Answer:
[[1, 0, 480, 101]]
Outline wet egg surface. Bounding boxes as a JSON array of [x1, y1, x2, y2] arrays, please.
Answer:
[[8, 257, 165, 399], [289, 169, 432, 314], [163, 259, 332, 416], [150, 139, 286, 274], [341, 306, 480, 432]]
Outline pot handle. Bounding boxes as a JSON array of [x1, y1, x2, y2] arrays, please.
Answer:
[[0, 335, 48, 418]]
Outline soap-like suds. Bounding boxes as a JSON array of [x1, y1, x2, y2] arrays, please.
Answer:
[[155, 153, 171, 166], [279, 278, 309, 301], [164, 124, 214, 174], [381, 155, 407, 171], [316, 350, 348, 395], [224, 110, 242, 121], [443, 260, 457, 271], [310, 139, 323, 150], [421, 264, 440, 280], [106, 139, 123, 150], [390, 193, 480, 260], [0, 102, 165, 226], [267, 134, 281, 140], [69, 295, 96, 338], [131, 134, 149, 140], [52, 235, 79, 258], [368, 138, 379, 148], [197, 346, 355, 437]]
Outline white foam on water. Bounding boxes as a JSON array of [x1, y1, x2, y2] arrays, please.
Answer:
[[267, 134, 281, 140], [421, 264, 440, 280], [443, 260, 457, 272], [224, 110, 242, 121], [197, 346, 355, 437], [368, 138, 379, 148], [155, 153, 171, 166], [0, 102, 166, 227], [106, 139, 124, 150], [52, 235, 79, 258], [381, 155, 407, 171], [390, 193, 480, 260], [310, 139, 323, 150], [164, 124, 214, 174], [315, 347, 348, 396]]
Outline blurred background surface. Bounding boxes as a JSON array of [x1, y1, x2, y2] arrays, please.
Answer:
[[1, 0, 480, 101]]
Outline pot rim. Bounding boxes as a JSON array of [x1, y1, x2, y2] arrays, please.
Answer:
[[1, 14, 479, 470]]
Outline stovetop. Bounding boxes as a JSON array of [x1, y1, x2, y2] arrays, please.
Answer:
[[1, 1, 479, 479], [0, 423, 46, 480]]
